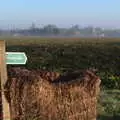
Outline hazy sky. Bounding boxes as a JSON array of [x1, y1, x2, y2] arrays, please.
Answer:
[[0, 0, 120, 29]]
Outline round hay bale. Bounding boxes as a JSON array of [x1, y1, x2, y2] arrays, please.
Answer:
[[4, 68, 101, 120]]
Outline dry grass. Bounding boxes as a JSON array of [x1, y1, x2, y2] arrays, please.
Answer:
[[3, 36, 120, 46], [4, 68, 101, 120]]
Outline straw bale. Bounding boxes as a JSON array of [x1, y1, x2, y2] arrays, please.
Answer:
[[4, 67, 101, 120]]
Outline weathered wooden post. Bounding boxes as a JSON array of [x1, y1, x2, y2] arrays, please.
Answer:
[[0, 40, 10, 120], [0, 40, 27, 120]]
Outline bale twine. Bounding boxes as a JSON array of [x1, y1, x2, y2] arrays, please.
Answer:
[[4, 68, 101, 120]]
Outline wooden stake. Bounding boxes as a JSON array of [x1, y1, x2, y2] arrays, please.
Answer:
[[0, 40, 10, 120]]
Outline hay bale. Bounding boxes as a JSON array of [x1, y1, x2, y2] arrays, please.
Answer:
[[4, 68, 101, 120]]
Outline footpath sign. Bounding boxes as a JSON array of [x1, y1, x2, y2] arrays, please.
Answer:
[[6, 52, 27, 64], [0, 40, 27, 120]]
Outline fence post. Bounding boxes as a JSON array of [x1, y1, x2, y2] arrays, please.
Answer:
[[0, 40, 11, 120]]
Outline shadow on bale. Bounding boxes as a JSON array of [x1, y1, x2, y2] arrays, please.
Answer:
[[4, 67, 101, 120]]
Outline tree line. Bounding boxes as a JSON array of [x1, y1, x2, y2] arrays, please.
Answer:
[[1, 24, 120, 37]]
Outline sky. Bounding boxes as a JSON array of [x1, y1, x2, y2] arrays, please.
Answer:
[[0, 0, 120, 29]]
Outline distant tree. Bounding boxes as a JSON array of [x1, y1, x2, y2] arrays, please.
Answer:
[[30, 23, 36, 30], [65, 25, 80, 35], [94, 27, 102, 35], [71, 24, 80, 31], [84, 26, 93, 35], [43, 24, 60, 34]]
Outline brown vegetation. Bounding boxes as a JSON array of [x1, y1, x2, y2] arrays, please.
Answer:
[[4, 68, 101, 120]]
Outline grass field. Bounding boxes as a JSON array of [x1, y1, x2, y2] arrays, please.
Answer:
[[2, 36, 120, 45], [1, 36, 120, 119]]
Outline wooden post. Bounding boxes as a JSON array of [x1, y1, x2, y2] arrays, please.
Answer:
[[0, 40, 10, 120]]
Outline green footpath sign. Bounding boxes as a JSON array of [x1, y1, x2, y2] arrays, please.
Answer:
[[6, 52, 27, 64]]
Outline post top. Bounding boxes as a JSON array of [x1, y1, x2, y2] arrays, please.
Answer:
[[0, 40, 5, 44]]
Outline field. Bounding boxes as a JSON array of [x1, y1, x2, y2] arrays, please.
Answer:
[[1, 36, 120, 119]]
